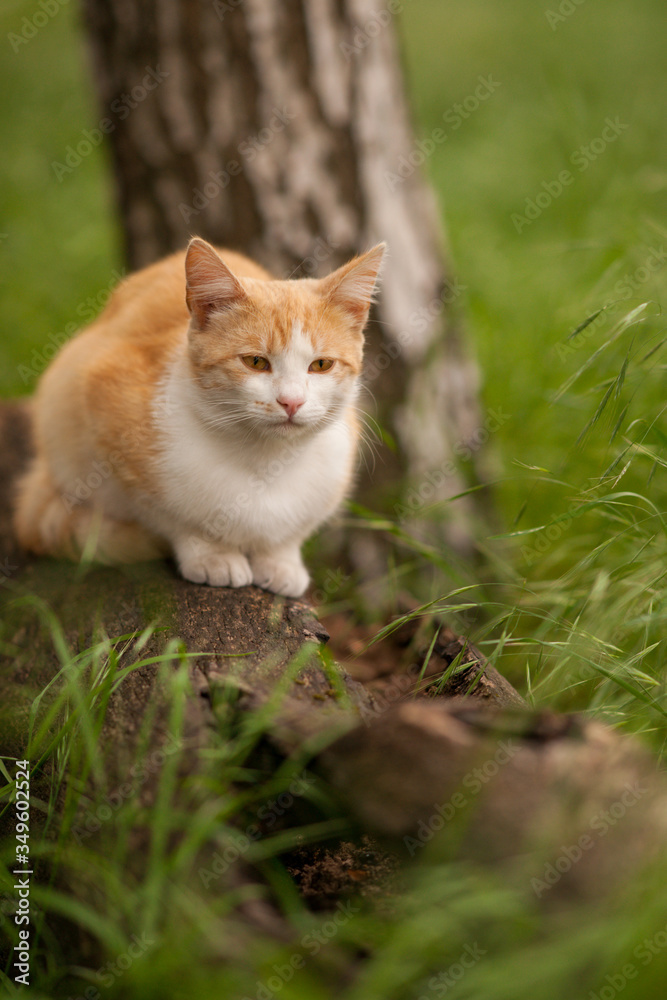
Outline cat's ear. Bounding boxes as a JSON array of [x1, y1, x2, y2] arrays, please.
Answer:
[[319, 243, 386, 333], [185, 238, 247, 328]]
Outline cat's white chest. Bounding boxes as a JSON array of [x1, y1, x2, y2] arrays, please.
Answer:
[[152, 387, 352, 551]]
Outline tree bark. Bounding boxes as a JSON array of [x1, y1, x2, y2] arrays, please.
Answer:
[[80, 0, 484, 558]]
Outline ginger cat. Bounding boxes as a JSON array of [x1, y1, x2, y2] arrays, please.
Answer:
[[14, 238, 385, 597]]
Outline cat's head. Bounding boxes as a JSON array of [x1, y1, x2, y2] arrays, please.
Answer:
[[183, 238, 385, 438]]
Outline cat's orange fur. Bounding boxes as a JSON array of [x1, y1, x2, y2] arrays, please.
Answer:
[[14, 239, 384, 595]]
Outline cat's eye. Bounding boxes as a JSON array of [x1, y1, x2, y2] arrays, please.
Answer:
[[309, 358, 335, 373], [242, 355, 271, 372]]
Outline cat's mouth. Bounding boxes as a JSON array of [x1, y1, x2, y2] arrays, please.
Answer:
[[268, 416, 314, 436], [274, 418, 307, 431]]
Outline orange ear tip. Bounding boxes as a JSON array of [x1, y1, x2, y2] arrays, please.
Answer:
[[186, 237, 216, 257], [360, 242, 388, 275]]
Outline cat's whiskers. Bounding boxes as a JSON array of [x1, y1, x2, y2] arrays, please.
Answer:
[[358, 380, 378, 412], [351, 384, 382, 464], [350, 405, 381, 475], [194, 406, 255, 434]]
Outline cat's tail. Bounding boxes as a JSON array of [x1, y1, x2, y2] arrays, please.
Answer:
[[13, 458, 167, 564]]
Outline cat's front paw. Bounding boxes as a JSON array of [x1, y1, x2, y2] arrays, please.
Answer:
[[176, 540, 253, 588], [251, 554, 309, 598]]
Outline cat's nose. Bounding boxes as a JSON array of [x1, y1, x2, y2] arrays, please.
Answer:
[[277, 396, 305, 419]]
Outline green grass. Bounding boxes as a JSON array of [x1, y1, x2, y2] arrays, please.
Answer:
[[2, 0, 667, 997], [2, 615, 667, 1000], [3, 619, 667, 999], [391, 0, 667, 734], [401, 0, 667, 523]]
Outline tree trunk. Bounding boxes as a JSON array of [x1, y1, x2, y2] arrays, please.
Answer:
[[81, 0, 484, 561]]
